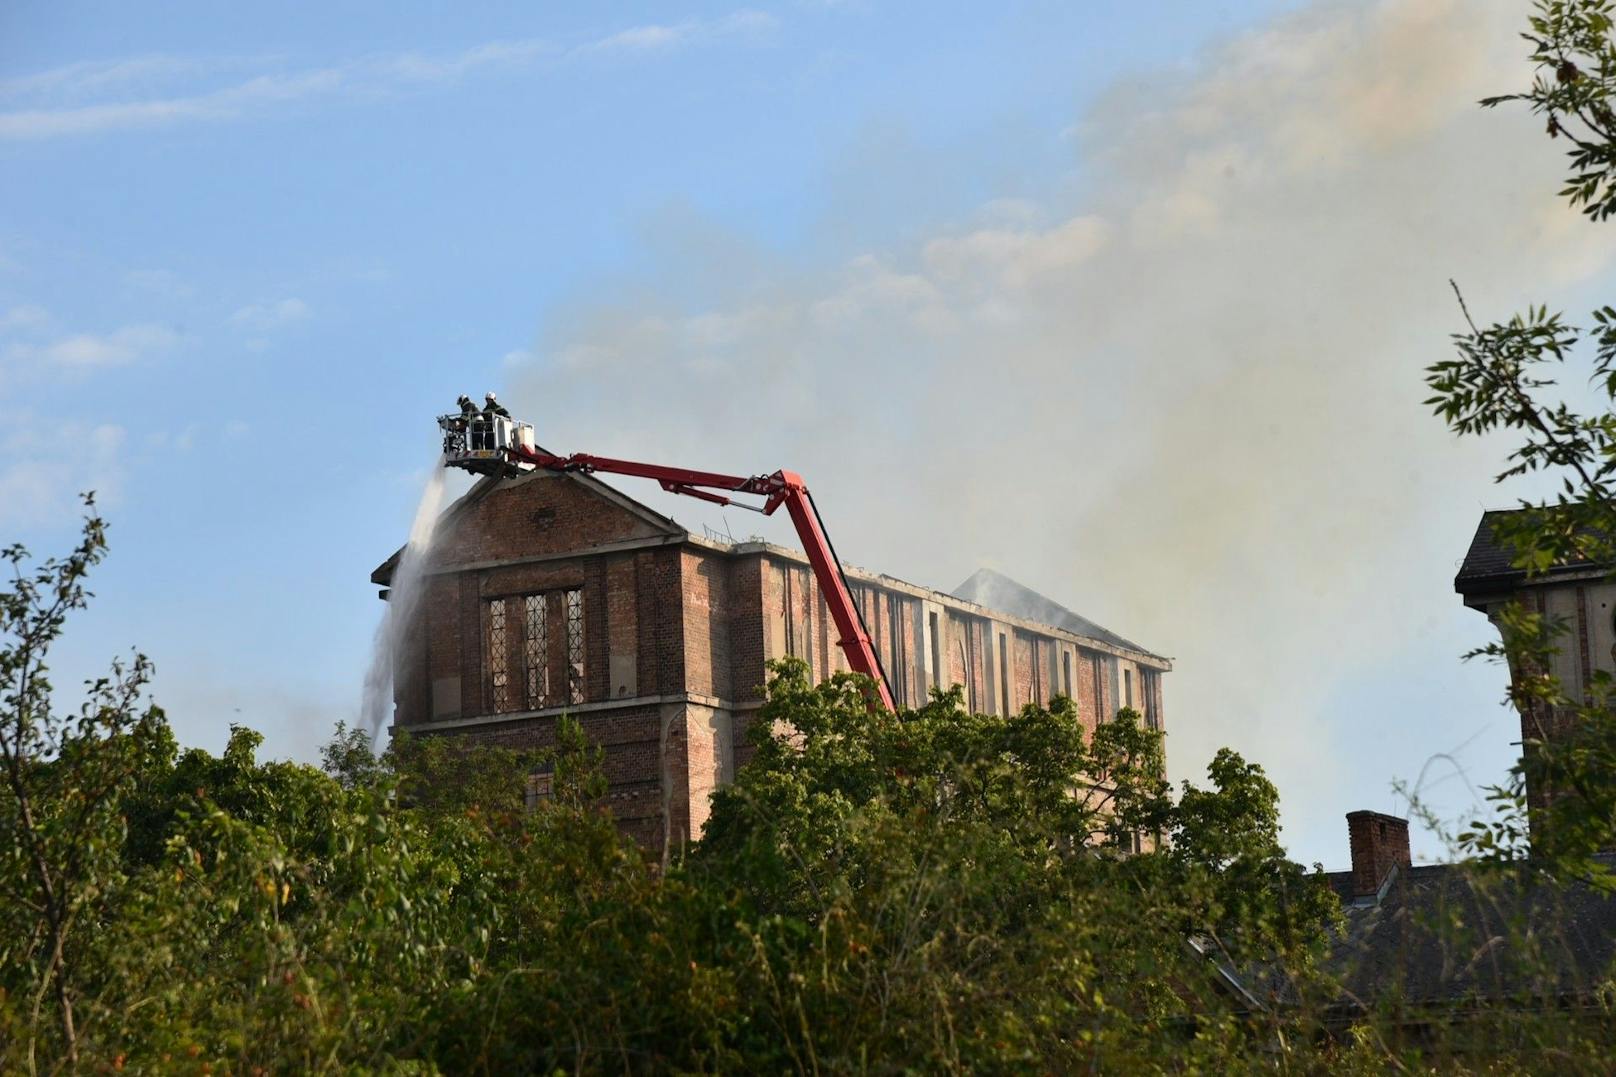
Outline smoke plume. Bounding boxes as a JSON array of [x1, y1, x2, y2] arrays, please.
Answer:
[[506, 0, 1616, 864]]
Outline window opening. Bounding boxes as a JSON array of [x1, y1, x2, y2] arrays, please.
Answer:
[[964, 624, 979, 711], [998, 633, 1010, 717], [1029, 637, 1041, 704], [957, 640, 970, 707], [888, 597, 905, 705], [1125, 668, 1134, 710], [1062, 650, 1072, 700], [524, 594, 548, 710], [487, 598, 511, 713], [803, 571, 814, 675], [929, 612, 941, 693], [525, 767, 554, 810], [1091, 654, 1104, 721], [783, 566, 795, 657], [566, 588, 585, 704]]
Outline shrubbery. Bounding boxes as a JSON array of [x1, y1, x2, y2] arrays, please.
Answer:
[[2, 508, 1608, 1072], [0, 512, 1346, 1070]]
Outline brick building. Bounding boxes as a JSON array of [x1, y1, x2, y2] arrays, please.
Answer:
[[373, 467, 1171, 856], [1455, 508, 1616, 845]]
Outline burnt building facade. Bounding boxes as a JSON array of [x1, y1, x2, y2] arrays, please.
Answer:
[[373, 467, 1171, 856]]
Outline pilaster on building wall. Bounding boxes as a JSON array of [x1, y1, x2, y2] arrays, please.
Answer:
[[373, 470, 1172, 859]]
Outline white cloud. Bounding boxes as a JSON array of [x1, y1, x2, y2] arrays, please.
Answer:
[[38, 324, 177, 367], [0, 417, 127, 528], [2, 322, 177, 369], [0, 304, 48, 332], [589, 10, 776, 54], [0, 11, 778, 141], [229, 297, 310, 332], [0, 54, 260, 102], [509, 0, 1598, 865], [592, 25, 687, 53]]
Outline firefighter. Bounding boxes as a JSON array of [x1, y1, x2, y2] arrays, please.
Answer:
[[461, 393, 492, 449], [484, 392, 511, 419]]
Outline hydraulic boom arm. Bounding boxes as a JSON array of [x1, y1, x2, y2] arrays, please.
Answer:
[[508, 446, 896, 712]]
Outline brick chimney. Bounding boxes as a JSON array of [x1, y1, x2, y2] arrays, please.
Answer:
[[1346, 811, 1411, 899]]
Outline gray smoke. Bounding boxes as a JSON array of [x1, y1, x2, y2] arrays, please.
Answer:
[[503, 0, 1616, 864], [360, 455, 448, 749]]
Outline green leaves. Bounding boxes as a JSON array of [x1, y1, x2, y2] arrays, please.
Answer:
[[1485, 1, 1616, 219]]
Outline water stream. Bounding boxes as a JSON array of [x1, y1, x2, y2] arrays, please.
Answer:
[[361, 455, 448, 749]]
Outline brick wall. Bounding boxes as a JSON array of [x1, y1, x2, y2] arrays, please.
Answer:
[[379, 474, 1169, 859], [438, 704, 668, 848], [1074, 648, 1099, 734], [726, 554, 764, 702], [427, 472, 660, 567], [1014, 631, 1035, 711], [637, 548, 682, 698]]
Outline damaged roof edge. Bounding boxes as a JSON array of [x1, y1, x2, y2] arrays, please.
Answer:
[[951, 566, 1161, 660], [369, 469, 1169, 668]]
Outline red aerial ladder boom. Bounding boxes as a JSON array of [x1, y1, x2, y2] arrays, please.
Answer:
[[438, 407, 895, 712]]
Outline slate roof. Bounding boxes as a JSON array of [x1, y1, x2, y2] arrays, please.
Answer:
[[951, 567, 1160, 659], [1320, 859, 1616, 1012], [1455, 508, 1606, 595]]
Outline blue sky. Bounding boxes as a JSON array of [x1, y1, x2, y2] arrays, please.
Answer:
[[3, 0, 1605, 869]]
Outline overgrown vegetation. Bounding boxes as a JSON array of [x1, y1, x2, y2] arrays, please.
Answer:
[[5, 2, 1616, 1070], [1, 508, 1346, 1071]]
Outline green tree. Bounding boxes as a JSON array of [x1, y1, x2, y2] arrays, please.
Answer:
[[0, 497, 169, 1068]]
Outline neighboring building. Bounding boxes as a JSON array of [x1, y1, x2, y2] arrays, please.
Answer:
[[1454, 509, 1616, 703], [372, 467, 1171, 857], [1205, 510, 1616, 1027], [1455, 509, 1616, 842], [1225, 811, 1616, 1026]]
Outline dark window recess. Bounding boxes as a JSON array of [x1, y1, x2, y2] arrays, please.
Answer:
[[803, 574, 814, 675], [525, 766, 554, 810], [1125, 668, 1133, 710], [962, 620, 980, 712], [1062, 651, 1072, 700], [929, 612, 941, 693], [887, 597, 906, 704], [783, 566, 795, 656], [957, 640, 971, 709], [999, 633, 1010, 717], [1091, 654, 1104, 721], [1029, 638, 1040, 704]]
